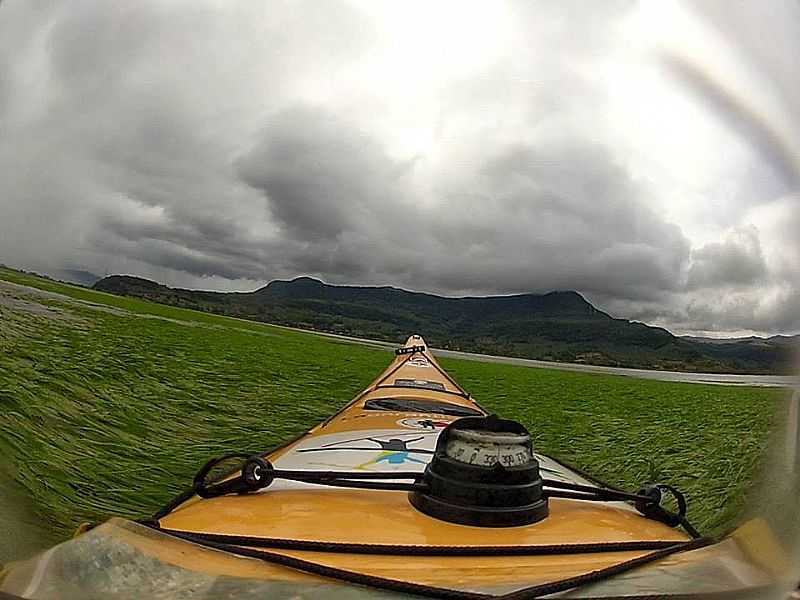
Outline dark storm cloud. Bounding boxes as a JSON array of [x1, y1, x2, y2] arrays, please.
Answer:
[[419, 142, 691, 299], [602, 210, 799, 335], [92, 234, 256, 281], [97, 205, 253, 261], [237, 107, 414, 241], [0, 0, 378, 284], [683, 288, 800, 334], [687, 226, 767, 289], [235, 106, 690, 299], [769, 291, 800, 333], [1, 0, 798, 334], [236, 107, 426, 283]]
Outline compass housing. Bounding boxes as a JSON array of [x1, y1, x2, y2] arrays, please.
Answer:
[[409, 415, 549, 527]]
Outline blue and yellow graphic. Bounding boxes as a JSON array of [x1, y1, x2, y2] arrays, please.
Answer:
[[355, 438, 428, 469], [297, 433, 434, 471]]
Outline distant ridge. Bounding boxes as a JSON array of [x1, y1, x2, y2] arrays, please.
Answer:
[[54, 269, 102, 287], [93, 275, 796, 374], [682, 334, 799, 346]]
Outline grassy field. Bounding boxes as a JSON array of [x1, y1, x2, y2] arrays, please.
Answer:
[[0, 266, 786, 558]]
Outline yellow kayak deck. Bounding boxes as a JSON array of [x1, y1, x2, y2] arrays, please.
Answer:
[[155, 335, 688, 590], [2, 335, 786, 598]]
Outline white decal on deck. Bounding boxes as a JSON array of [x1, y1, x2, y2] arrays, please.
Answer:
[[407, 356, 431, 368], [397, 417, 452, 430], [272, 430, 439, 480]]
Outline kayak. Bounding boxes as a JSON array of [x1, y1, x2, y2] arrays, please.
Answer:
[[0, 336, 791, 599]]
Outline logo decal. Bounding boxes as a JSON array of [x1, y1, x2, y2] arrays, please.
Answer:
[[398, 417, 452, 430], [295, 432, 435, 470]]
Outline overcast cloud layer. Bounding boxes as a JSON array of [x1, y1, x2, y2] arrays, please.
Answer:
[[1, 0, 798, 336]]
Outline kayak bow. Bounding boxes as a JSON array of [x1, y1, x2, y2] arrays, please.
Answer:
[[0, 335, 787, 599]]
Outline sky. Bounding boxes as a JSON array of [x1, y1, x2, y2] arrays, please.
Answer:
[[0, 0, 798, 337]]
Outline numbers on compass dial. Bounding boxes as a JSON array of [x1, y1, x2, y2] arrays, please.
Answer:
[[445, 430, 532, 468]]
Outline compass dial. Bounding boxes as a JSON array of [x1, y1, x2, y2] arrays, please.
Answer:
[[445, 428, 532, 468]]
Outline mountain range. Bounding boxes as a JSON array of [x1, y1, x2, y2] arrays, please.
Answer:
[[92, 275, 797, 374]]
